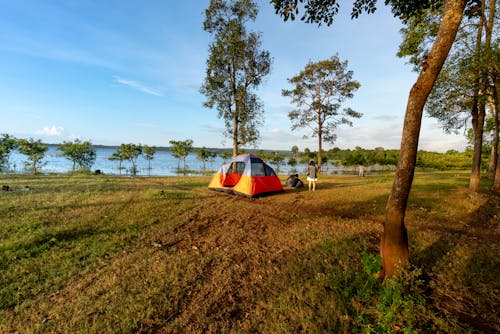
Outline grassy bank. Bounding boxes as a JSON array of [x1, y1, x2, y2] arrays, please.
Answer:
[[0, 172, 498, 333]]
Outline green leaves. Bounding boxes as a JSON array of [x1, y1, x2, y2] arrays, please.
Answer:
[[272, 0, 480, 26], [17, 138, 48, 174], [57, 139, 96, 171], [283, 54, 362, 144], [108, 144, 143, 176], [169, 139, 194, 174], [0, 134, 17, 171], [201, 0, 271, 154]]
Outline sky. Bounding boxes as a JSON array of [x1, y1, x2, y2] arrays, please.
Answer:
[[0, 0, 469, 152]]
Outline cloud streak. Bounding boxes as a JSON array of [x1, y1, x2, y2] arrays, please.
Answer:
[[113, 76, 163, 96]]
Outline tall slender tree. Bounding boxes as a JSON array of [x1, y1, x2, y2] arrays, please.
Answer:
[[272, 0, 477, 277], [282, 54, 362, 170], [399, 0, 497, 191], [201, 0, 272, 157]]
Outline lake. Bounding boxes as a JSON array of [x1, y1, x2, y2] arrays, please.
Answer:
[[4, 146, 393, 176], [4, 146, 302, 176]]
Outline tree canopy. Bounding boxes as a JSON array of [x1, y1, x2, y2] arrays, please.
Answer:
[[118, 143, 143, 176], [0, 134, 17, 172], [271, 0, 473, 277], [282, 54, 361, 169], [272, 0, 481, 25], [170, 139, 194, 175], [201, 0, 272, 156], [57, 139, 96, 172], [17, 138, 48, 174]]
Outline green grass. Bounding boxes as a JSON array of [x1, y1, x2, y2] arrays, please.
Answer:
[[0, 172, 498, 333]]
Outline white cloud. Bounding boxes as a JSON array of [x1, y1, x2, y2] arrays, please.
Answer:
[[113, 76, 163, 96], [35, 125, 64, 136]]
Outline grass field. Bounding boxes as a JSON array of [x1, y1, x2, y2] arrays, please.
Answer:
[[0, 171, 498, 333]]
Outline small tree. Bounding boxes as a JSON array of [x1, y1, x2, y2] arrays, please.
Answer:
[[108, 151, 125, 175], [220, 151, 233, 164], [119, 144, 143, 176], [143, 145, 157, 176], [0, 134, 17, 172], [269, 151, 285, 174], [170, 139, 193, 175], [17, 138, 48, 174], [57, 139, 96, 172], [196, 147, 216, 171], [282, 54, 362, 170], [291, 145, 300, 159]]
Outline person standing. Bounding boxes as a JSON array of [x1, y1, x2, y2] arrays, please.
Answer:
[[306, 160, 318, 191], [358, 165, 365, 177]]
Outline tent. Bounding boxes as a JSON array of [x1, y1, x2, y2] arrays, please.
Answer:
[[208, 154, 283, 197]]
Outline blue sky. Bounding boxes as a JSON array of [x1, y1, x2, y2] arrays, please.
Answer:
[[0, 0, 467, 152]]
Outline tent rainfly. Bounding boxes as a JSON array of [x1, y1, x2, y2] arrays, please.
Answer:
[[208, 154, 283, 197]]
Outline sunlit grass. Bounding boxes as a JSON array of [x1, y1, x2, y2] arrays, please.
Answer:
[[0, 172, 498, 333]]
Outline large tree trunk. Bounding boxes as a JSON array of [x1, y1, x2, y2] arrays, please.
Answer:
[[493, 75, 500, 192], [233, 115, 239, 157], [317, 84, 323, 170], [485, 0, 499, 178], [469, 0, 487, 192], [318, 125, 323, 170], [488, 100, 498, 177], [486, 0, 498, 179], [470, 104, 486, 191], [381, 0, 466, 278]]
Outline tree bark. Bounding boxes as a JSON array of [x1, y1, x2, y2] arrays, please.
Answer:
[[493, 76, 500, 192], [317, 83, 323, 170], [469, 0, 487, 192], [470, 104, 486, 191], [382, 0, 466, 278], [488, 100, 498, 177], [486, 0, 498, 178], [233, 115, 239, 157], [318, 120, 323, 170]]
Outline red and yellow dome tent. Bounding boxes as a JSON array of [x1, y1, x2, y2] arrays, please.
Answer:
[[208, 154, 283, 197]]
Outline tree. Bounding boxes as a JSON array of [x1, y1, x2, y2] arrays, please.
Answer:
[[493, 56, 500, 192], [273, 0, 473, 277], [400, 0, 497, 191], [143, 145, 157, 176], [220, 150, 234, 164], [269, 151, 286, 173], [108, 151, 126, 175], [57, 139, 96, 172], [288, 156, 298, 167], [201, 0, 272, 157], [196, 147, 216, 171], [291, 145, 300, 159], [0, 134, 17, 172], [17, 138, 48, 174], [169, 139, 193, 175], [119, 144, 143, 176], [282, 54, 362, 170]]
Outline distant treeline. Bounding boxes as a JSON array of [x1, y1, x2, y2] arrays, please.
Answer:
[[277, 146, 476, 170], [39, 143, 480, 170]]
